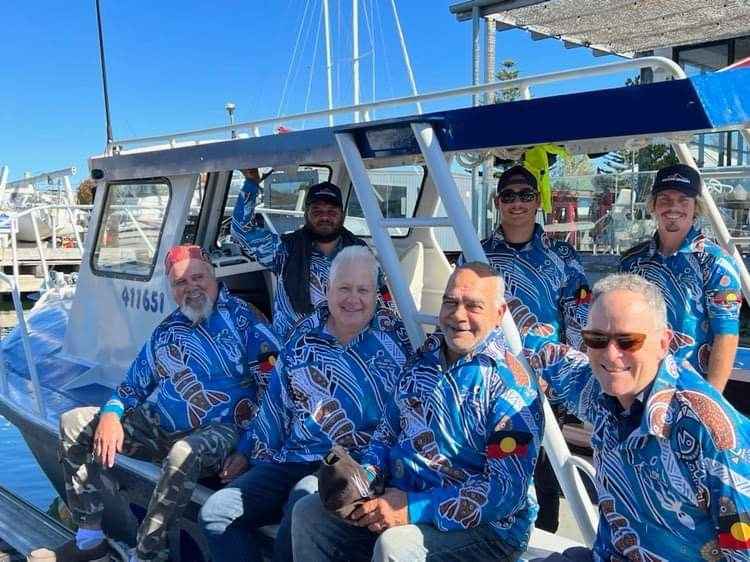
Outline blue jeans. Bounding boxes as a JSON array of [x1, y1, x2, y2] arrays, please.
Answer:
[[292, 493, 524, 562], [198, 461, 319, 562]]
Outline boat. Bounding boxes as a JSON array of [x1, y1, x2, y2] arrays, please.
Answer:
[[0, 56, 748, 560]]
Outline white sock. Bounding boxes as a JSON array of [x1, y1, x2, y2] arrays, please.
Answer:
[[75, 527, 104, 550]]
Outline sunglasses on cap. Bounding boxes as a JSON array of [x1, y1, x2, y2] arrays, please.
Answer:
[[497, 188, 537, 204], [581, 330, 648, 352]]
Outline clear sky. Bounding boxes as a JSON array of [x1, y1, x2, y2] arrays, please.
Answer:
[[0, 1, 629, 188]]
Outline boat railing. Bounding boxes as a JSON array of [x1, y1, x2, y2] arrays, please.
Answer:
[[0, 272, 45, 418], [3, 204, 91, 293], [110, 56, 689, 151]]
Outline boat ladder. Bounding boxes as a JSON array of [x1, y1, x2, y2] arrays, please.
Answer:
[[336, 120, 599, 547]]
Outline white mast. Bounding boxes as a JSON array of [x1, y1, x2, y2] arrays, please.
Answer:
[[352, 0, 361, 123], [323, 0, 334, 126]]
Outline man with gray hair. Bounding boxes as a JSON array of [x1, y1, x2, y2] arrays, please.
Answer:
[[30, 244, 280, 562], [620, 163, 742, 392], [292, 261, 543, 562], [199, 246, 413, 562], [527, 272, 750, 561]]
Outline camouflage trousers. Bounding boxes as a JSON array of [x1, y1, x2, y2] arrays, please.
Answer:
[[59, 404, 238, 561]]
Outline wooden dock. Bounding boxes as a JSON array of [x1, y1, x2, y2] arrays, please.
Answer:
[[0, 246, 82, 295]]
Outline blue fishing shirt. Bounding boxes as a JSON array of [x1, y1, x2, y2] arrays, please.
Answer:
[[101, 284, 281, 434], [244, 305, 413, 462], [363, 328, 543, 550], [527, 338, 750, 561], [460, 224, 590, 349], [231, 179, 394, 339], [620, 226, 741, 376]]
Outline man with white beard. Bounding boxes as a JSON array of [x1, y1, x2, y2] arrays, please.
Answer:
[[29, 244, 280, 562]]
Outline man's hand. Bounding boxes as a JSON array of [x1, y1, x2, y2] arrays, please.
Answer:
[[348, 488, 408, 533], [240, 168, 261, 183], [93, 412, 124, 468], [219, 452, 250, 483]]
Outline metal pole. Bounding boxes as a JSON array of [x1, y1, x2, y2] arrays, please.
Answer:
[[352, 0, 361, 123], [323, 0, 334, 126], [95, 0, 114, 150]]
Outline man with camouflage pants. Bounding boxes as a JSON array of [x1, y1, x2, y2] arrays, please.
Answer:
[[29, 245, 280, 562]]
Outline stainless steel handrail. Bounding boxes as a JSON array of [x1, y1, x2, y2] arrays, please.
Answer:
[[112, 56, 687, 149], [0, 272, 45, 417]]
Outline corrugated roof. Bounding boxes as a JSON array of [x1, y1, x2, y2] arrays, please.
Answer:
[[450, 0, 750, 57]]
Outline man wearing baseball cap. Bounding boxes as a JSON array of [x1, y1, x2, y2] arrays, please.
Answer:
[[457, 164, 590, 533], [620, 163, 742, 392], [30, 245, 280, 562], [231, 169, 393, 339]]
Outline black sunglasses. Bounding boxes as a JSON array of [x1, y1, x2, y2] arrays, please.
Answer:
[[497, 188, 537, 204], [581, 330, 648, 352]]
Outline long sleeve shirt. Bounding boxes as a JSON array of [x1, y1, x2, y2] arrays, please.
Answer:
[[363, 329, 543, 551], [101, 284, 280, 434], [460, 224, 590, 349], [231, 178, 394, 339], [620, 226, 741, 376], [527, 337, 750, 561], [245, 306, 413, 462]]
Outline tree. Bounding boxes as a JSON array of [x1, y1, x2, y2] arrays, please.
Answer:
[[495, 59, 520, 103], [77, 178, 97, 205]]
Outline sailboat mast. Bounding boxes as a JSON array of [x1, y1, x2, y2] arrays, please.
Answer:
[[323, 0, 334, 126], [353, 0, 361, 122]]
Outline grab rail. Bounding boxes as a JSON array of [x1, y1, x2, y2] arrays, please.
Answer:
[[112, 56, 687, 149], [0, 272, 45, 418], [2, 204, 90, 292]]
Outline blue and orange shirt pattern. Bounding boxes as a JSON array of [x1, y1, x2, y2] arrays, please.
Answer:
[[245, 305, 413, 462], [101, 284, 281, 435], [527, 336, 750, 561], [461, 224, 590, 349], [231, 179, 394, 339], [620, 226, 741, 376], [363, 328, 543, 551]]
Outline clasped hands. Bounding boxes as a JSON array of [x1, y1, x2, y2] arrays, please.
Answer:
[[346, 488, 409, 534]]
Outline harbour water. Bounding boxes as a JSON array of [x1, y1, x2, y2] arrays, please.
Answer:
[[0, 414, 56, 511]]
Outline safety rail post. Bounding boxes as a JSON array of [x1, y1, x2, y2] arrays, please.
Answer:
[[335, 131, 426, 346], [411, 121, 599, 546], [0, 272, 46, 418]]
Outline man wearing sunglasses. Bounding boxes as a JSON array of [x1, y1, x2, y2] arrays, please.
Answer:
[[459, 164, 590, 533], [620, 163, 741, 394], [527, 273, 750, 561]]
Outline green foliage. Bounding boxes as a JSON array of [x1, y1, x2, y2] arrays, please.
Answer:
[[496, 59, 521, 103], [76, 178, 97, 204]]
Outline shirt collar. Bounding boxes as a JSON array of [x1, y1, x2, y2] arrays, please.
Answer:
[[649, 225, 703, 257], [492, 223, 548, 251]]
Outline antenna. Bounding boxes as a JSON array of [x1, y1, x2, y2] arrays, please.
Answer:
[[95, 0, 114, 150]]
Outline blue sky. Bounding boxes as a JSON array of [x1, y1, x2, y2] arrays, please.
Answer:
[[0, 1, 629, 188]]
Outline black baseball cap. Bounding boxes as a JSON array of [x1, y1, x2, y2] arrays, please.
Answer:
[[497, 165, 538, 194], [651, 164, 701, 198], [305, 181, 343, 208]]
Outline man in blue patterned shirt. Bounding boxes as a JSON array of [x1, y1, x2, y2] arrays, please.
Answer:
[[460, 164, 590, 532], [199, 246, 413, 562], [527, 273, 750, 561], [33, 245, 280, 562], [231, 168, 392, 339], [620, 163, 741, 392], [292, 261, 544, 562]]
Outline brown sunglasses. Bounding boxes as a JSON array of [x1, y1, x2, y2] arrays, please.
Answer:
[[581, 330, 647, 351]]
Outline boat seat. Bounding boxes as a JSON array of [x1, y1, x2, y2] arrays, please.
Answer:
[[398, 241, 424, 309]]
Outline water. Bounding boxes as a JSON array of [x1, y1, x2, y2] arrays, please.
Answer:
[[0, 414, 56, 510]]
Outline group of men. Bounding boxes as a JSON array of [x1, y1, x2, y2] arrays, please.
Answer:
[[33, 161, 750, 562]]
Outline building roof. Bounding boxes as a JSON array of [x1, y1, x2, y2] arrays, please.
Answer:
[[449, 0, 750, 58]]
